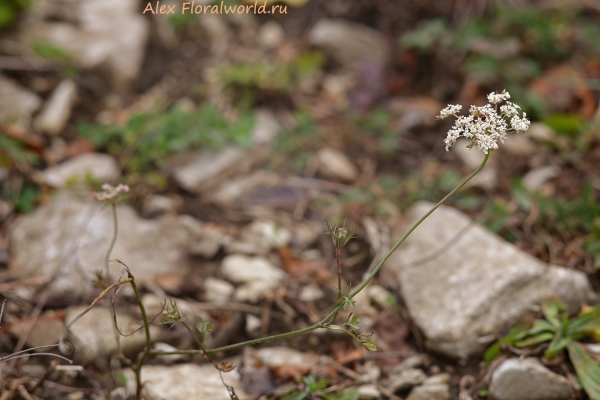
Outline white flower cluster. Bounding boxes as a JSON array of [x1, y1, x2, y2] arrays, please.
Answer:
[[437, 90, 530, 154], [93, 183, 130, 202]]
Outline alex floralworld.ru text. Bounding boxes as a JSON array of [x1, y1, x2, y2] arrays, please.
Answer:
[[143, 1, 287, 15]]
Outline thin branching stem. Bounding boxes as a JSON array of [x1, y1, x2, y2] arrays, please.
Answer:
[[191, 153, 490, 355]]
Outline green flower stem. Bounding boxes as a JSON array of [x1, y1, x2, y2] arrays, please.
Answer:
[[347, 152, 489, 301], [105, 203, 118, 278], [156, 153, 490, 356]]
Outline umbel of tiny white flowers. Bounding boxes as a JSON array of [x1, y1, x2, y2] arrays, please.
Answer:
[[437, 90, 531, 154], [92, 183, 130, 202]]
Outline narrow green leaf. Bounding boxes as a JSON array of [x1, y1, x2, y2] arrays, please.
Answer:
[[544, 336, 570, 359], [514, 332, 554, 348], [567, 342, 600, 400]]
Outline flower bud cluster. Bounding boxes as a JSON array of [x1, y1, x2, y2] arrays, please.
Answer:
[[437, 90, 530, 154]]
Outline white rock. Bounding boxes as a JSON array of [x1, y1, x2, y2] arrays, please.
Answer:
[[299, 284, 324, 302], [367, 285, 393, 310], [489, 358, 570, 400], [153, 342, 188, 365], [204, 277, 234, 303], [123, 363, 252, 400], [387, 368, 426, 392], [527, 122, 556, 142], [206, 170, 280, 205], [243, 220, 292, 253], [522, 166, 560, 191], [221, 255, 285, 302], [221, 254, 284, 284], [357, 384, 380, 399], [34, 79, 77, 135], [424, 373, 451, 385], [245, 314, 262, 335], [9, 192, 192, 297], [42, 153, 120, 187], [255, 346, 319, 366], [0, 75, 41, 125], [142, 195, 178, 217], [309, 19, 390, 68], [389, 201, 596, 359], [65, 306, 163, 365], [317, 147, 358, 182], [174, 147, 247, 193], [502, 133, 536, 155], [391, 355, 430, 373], [407, 384, 450, 400], [181, 218, 230, 259]]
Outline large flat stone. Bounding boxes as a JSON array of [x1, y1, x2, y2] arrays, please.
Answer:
[[9, 192, 191, 297], [489, 358, 570, 400], [389, 201, 596, 359]]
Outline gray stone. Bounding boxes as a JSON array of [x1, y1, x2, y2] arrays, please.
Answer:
[[174, 146, 247, 193], [502, 133, 536, 155], [123, 362, 252, 400], [387, 368, 426, 392], [9, 192, 191, 297], [389, 201, 596, 359], [221, 254, 285, 302], [65, 306, 164, 365], [527, 122, 556, 142], [489, 358, 570, 400], [204, 277, 234, 303], [142, 194, 179, 217], [0, 75, 41, 125], [317, 147, 359, 182], [181, 217, 230, 259], [22, 0, 149, 89], [309, 19, 390, 69], [407, 384, 450, 400], [424, 373, 451, 385], [34, 79, 77, 135], [391, 355, 430, 373], [205, 170, 280, 205], [42, 153, 120, 187], [522, 166, 560, 191]]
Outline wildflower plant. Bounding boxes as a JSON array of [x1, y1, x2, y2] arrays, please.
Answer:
[[62, 91, 530, 400]]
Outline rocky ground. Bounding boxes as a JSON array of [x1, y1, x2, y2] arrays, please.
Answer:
[[1, 0, 600, 399]]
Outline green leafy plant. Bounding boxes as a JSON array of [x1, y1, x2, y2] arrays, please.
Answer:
[[78, 102, 255, 179], [282, 374, 359, 400], [484, 300, 600, 399]]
